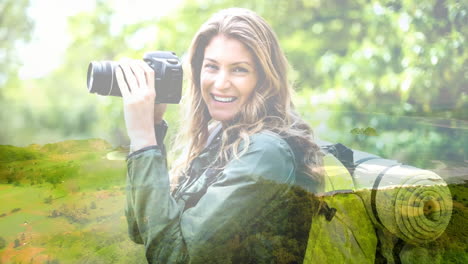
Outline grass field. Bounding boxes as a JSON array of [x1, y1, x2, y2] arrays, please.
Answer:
[[0, 139, 466, 263], [0, 139, 146, 264]]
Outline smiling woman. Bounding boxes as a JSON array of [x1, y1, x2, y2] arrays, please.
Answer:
[[200, 35, 258, 122], [115, 8, 324, 263]]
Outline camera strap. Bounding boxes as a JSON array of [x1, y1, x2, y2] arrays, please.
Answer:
[[205, 122, 223, 148]]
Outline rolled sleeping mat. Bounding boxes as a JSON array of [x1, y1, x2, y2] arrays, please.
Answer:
[[353, 155, 453, 244]]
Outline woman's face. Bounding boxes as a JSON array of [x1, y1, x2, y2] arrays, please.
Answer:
[[200, 35, 258, 122]]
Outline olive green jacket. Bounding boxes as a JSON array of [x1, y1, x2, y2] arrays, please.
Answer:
[[125, 132, 319, 264]]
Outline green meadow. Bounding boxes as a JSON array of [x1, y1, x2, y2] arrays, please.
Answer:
[[0, 139, 466, 263], [0, 139, 146, 264]]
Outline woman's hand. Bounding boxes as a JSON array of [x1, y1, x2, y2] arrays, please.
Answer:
[[116, 59, 166, 152]]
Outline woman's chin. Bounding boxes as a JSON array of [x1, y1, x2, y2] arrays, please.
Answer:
[[210, 111, 237, 122]]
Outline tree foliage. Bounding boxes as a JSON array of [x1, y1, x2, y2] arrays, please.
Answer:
[[0, 0, 34, 144], [0, 0, 34, 88], [1, 0, 466, 167]]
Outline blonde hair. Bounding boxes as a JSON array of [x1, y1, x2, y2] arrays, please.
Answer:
[[171, 8, 324, 189]]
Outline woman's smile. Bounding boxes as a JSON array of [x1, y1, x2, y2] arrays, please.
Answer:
[[201, 35, 258, 122], [211, 93, 237, 103]]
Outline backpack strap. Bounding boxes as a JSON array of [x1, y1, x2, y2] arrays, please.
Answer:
[[321, 143, 355, 175]]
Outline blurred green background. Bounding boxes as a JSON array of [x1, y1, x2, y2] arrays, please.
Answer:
[[0, 0, 467, 263], [1, 0, 466, 169], [0, 0, 468, 169]]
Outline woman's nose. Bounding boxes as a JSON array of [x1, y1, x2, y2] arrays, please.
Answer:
[[213, 70, 230, 90]]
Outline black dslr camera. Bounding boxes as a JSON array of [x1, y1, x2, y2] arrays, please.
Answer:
[[86, 51, 183, 104]]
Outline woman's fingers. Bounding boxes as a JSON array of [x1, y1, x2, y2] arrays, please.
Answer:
[[138, 60, 155, 93], [119, 61, 140, 93], [129, 61, 144, 89], [115, 65, 131, 98], [117, 59, 155, 99]]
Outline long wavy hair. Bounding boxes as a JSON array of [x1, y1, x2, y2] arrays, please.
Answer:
[[171, 8, 324, 189]]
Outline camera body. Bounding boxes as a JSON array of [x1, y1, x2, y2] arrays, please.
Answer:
[[143, 51, 183, 104], [87, 51, 183, 104]]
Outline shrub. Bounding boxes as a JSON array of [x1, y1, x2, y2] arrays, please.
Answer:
[[14, 238, 20, 248], [44, 195, 53, 204], [0, 236, 6, 249]]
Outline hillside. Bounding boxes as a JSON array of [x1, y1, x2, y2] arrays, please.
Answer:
[[0, 139, 119, 187], [0, 139, 466, 263], [0, 145, 44, 163], [0, 139, 144, 263]]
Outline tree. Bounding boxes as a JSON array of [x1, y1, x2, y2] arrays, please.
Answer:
[[0, 0, 34, 144], [0, 0, 34, 87]]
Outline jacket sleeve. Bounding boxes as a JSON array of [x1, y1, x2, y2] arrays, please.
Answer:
[[125, 133, 313, 263], [125, 145, 179, 240]]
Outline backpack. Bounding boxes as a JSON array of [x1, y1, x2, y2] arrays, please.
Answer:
[[305, 142, 452, 264], [303, 143, 378, 263]]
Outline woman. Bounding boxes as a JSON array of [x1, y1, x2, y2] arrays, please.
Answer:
[[116, 8, 324, 264]]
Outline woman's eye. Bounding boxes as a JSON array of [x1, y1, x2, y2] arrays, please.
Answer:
[[204, 64, 218, 70], [233, 67, 248, 73]]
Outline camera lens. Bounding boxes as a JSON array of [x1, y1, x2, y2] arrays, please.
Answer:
[[87, 61, 122, 97], [86, 51, 183, 104]]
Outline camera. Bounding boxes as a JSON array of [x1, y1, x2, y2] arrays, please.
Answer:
[[87, 51, 183, 104]]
